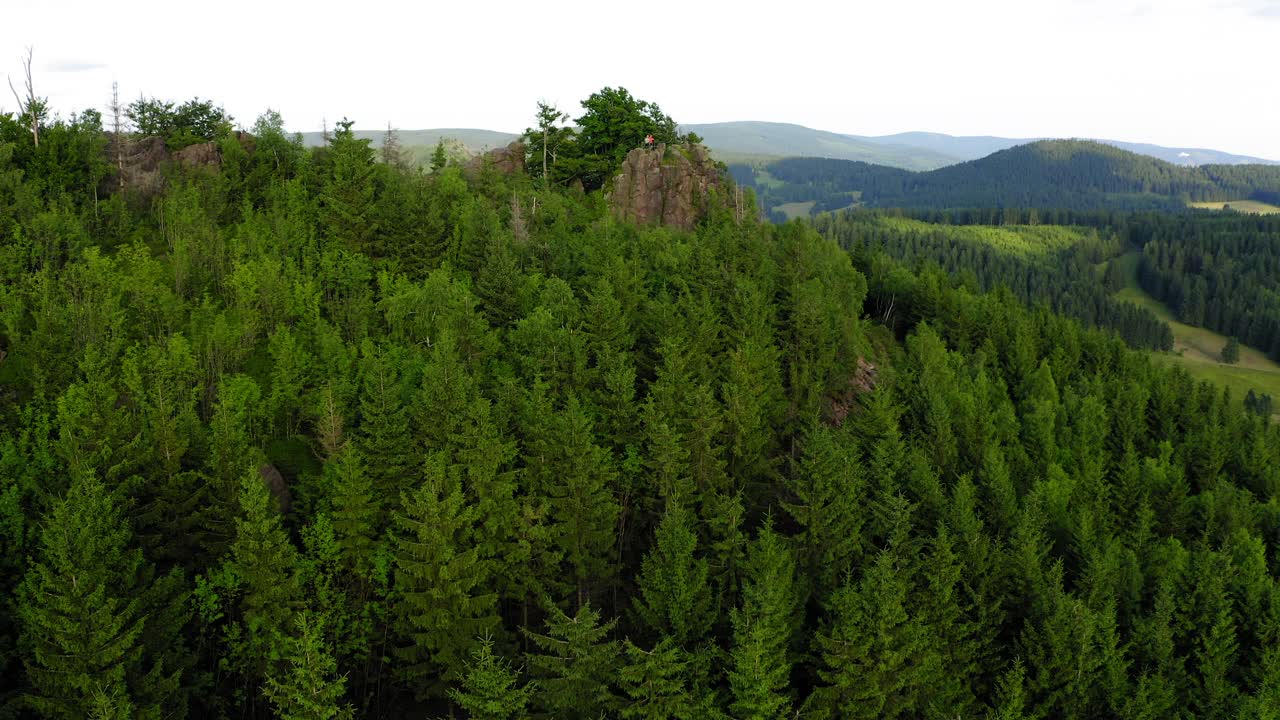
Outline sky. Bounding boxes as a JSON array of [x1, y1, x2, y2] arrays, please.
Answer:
[[3, 0, 1279, 159]]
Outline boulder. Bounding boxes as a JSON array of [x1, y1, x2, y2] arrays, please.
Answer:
[[607, 143, 723, 231], [259, 463, 291, 515]]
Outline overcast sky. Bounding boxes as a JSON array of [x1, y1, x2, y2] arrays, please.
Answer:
[[3, 0, 1278, 159]]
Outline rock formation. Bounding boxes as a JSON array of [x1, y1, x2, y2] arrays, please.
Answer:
[[464, 141, 526, 178], [608, 143, 724, 231]]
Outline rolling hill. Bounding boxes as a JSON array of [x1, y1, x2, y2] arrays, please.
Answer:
[[294, 122, 1279, 175], [850, 131, 1279, 166], [681, 121, 960, 170], [296, 128, 520, 154], [733, 140, 1280, 217]]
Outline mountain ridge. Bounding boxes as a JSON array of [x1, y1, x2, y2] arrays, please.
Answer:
[[295, 121, 1279, 171]]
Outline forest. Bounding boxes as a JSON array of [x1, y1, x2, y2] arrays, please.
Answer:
[[1133, 213, 1280, 360], [730, 142, 1280, 218], [811, 211, 1176, 353], [2, 88, 1280, 720]]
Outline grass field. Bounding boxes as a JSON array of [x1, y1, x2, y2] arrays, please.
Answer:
[[774, 201, 816, 220], [1188, 200, 1280, 214], [1110, 252, 1280, 420]]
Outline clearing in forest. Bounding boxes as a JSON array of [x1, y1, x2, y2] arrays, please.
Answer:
[[1110, 252, 1280, 419], [1188, 199, 1280, 214]]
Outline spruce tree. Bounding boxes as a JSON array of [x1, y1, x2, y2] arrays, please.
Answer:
[[784, 424, 865, 601], [17, 474, 182, 718], [728, 519, 800, 720], [633, 504, 714, 649], [523, 601, 620, 719], [390, 457, 499, 699], [617, 638, 697, 720], [448, 637, 534, 720], [263, 612, 354, 720], [227, 469, 302, 679], [324, 447, 379, 578], [354, 341, 415, 518], [539, 395, 620, 608], [811, 549, 926, 719], [1221, 336, 1241, 364], [320, 119, 378, 253]]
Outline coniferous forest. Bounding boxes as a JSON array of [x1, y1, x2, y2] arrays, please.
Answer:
[[2, 89, 1280, 720]]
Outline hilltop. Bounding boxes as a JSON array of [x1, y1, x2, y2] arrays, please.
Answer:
[[733, 139, 1280, 217]]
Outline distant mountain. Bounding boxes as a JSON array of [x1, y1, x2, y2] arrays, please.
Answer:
[[296, 128, 520, 154], [294, 123, 1279, 173], [731, 140, 1280, 217], [682, 121, 960, 170], [851, 131, 1279, 167], [850, 132, 1024, 163]]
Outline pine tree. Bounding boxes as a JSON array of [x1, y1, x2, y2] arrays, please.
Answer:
[[728, 518, 800, 720], [523, 601, 620, 719], [449, 636, 534, 720], [17, 474, 183, 718], [263, 612, 354, 720], [390, 457, 499, 699]]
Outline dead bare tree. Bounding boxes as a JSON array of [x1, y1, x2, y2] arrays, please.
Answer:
[[7, 47, 40, 147], [109, 81, 127, 190]]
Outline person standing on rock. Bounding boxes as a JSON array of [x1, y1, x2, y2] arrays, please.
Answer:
[[644, 134, 655, 150]]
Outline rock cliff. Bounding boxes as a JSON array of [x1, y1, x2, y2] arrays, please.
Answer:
[[608, 143, 723, 231]]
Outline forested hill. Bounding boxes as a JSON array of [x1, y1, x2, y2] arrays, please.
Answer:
[[5, 88, 1280, 719], [733, 140, 1280, 218]]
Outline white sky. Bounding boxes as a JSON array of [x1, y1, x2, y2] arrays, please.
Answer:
[[3, 0, 1279, 159]]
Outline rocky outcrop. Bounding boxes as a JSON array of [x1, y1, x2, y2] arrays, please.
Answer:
[[608, 143, 724, 231], [173, 140, 221, 168], [111, 133, 251, 198], [464, 141, 526, 178]]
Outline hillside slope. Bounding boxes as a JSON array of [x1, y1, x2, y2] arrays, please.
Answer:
[[736, 140, 1280, 215]]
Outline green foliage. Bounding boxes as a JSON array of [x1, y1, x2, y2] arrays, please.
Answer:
[[523, 601, 619, 719], [6, 86, 1280, 720], [390, 458, 499, 699], [126, 96, 233, 150], [728, 519, 800, 720], [1222, 336, 1241, 364], [319, 119, 378, 254], [448, 636, 534, 720], [263, 612, 354, 720], [617, 638, 701, 720], [16, 474, 183, 718], [633, 505, 715, 648]]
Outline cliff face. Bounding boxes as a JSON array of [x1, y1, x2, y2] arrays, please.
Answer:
[[608, 143, 723, 231]]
